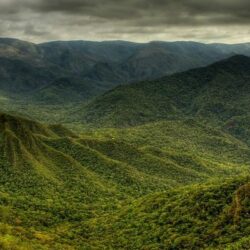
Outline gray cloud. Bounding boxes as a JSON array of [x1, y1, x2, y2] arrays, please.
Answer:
[[0, 0, 249, 43], [24, 0, 250, 23]]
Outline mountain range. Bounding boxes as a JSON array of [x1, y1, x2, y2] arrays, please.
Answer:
[[0, 38, 250, 249], [0, 38, 250, 103]]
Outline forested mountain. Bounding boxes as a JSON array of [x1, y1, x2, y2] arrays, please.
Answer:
[[0, 39, 250, 249]]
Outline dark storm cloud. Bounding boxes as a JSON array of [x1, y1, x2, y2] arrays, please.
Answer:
[[24, 0, 250, 24], [0, 0, 249, 43]]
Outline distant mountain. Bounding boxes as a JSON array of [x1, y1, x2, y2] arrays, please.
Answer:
[[0, 57, 63, 93], [1, 38, 250, 103], [0, 38, 41, 62]]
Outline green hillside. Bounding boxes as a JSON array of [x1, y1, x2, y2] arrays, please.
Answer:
[[2, 112, 249, 200], [0, 111, 249, 248]]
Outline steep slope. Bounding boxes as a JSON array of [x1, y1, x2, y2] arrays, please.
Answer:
[[0, 112, 119, 201], [78, 55, 250, 130]]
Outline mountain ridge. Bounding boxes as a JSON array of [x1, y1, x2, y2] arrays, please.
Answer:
[[0, 38, 250, 104]]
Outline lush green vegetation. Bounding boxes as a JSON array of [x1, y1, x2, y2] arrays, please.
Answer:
[[0, 111, 249, 249], [82, 176, 250, 249], [0, 54, 250, 249]]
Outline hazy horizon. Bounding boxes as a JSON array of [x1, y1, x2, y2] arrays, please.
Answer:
[[1, 36, 250, 45]]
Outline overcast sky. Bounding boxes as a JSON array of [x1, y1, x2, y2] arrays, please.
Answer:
[[0, 0, 249, 44]]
